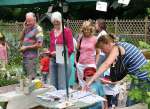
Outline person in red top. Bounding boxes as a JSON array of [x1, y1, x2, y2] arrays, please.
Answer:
[[49, 11, 74, 89], [40, 49, 50, 84]]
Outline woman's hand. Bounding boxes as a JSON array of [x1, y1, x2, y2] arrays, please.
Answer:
[[100, 78, 112, 84], [50, 51, 56, 57]]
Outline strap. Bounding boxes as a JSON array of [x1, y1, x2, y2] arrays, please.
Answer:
[[78, 36, 83, 50], [117, 46, 122, 57]]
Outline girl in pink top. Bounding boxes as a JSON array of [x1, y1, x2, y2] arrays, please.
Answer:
[[76, 20, 99, 87], [0, 32, 8, 70]]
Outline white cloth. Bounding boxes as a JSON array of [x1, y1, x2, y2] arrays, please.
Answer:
[[0, 86, 56, 109], [73, 38, 77, 52]]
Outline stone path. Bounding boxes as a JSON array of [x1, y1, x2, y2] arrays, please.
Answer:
[[0, 84, 17, 94]]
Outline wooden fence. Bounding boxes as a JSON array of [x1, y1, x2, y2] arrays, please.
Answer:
[[0, 17, 150, 45]]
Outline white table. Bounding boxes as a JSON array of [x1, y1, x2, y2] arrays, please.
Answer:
[[0, 86, 56, 109], [36, 90, 106, 109]]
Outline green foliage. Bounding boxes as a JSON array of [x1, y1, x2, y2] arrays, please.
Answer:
[[119, 36, 138, 46], [129, 60, 150, 104], [0, 78, 18, 87], [42, 31, 50, 48], [107, 24, 115, 33], [3, 32, 22, 65], [139, 41, 150, 49]]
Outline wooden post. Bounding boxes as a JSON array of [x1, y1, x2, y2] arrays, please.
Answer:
[[115, 17, 118, 35], [144, 17, 148, 43]]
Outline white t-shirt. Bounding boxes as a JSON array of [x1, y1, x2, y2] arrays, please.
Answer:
[[97, 30, 107, 39], [97, 30, 107, 56], [73, 38, 77, 52]]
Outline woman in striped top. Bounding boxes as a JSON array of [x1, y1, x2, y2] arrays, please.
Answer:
[[83, 34, 149, 106]]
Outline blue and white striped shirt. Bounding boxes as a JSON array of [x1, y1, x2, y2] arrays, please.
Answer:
[[117, 42, 148, 80]]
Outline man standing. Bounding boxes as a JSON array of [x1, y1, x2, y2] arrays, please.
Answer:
[[20, 12, 43, 80]]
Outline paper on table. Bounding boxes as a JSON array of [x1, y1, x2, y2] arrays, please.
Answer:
[[44, 89, 74, 99], [71, 91, 92, 99], [79, 95, 106, 104], [56, 44, 69, 64]]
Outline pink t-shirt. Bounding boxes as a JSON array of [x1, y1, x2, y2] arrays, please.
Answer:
[[78, 36, 97, 64], [0, 43, 8, 63]]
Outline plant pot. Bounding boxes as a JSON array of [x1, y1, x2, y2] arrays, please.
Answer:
[[142, 49, 150, 59]]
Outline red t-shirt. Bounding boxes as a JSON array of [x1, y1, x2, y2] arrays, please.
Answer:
[[40, 57, 49, 72]]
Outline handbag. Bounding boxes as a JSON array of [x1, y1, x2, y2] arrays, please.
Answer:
[[76, 36, 83, 62], [109, 46, 128, 82]]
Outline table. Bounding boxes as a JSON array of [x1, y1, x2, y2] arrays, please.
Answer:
[[36, 90, 106, 109], [0, 86, 56, 109]]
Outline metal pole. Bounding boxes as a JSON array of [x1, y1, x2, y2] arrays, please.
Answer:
[[58, 0, 69, 99]]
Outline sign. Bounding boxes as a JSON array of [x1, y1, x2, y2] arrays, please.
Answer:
[[56, 44, 68, 64], [118, 0, 130, 5], [96, 1, 107, 12]]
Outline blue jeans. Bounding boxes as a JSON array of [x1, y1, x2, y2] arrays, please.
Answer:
[[50, 57, 71, 90], [97, 54, 106, 68], [42, 73, 48, 84], [106, 95, 118, 107], [88, 81, 105, 109]]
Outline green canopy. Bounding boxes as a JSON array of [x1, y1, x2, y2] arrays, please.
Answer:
[[66, 0, 97, 3], [0, 0, 99, 7], [0, 0, 53, 6]]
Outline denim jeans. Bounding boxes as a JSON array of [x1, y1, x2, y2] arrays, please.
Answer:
[[97, 54, 106, 68], [88, 81, 105, 109], [49, 57, 71, 90], [42, 73, 49, 84], [23, 57, 37, 80]]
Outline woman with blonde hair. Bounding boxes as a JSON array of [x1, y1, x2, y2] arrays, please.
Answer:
[[76, 20, 107, 109]]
